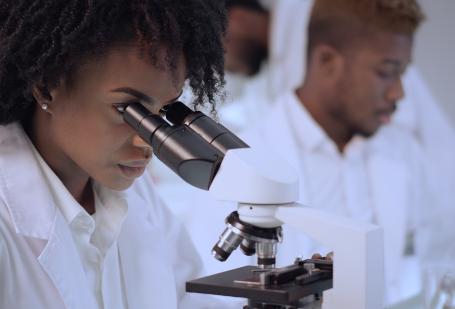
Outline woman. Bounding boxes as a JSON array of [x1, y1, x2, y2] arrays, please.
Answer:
[[0, 1, 226, 308]]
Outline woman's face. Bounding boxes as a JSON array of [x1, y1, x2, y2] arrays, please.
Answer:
[[37, 45, 186, 191]]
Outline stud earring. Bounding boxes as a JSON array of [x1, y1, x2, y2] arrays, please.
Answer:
[[41, 103, 48, 111]]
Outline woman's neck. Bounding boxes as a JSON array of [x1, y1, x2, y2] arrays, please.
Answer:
[[25, 116, 95, 214]]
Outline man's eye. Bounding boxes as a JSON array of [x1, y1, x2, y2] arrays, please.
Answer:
[[376, 70, 400, 80], [377, 70, 392, 78]]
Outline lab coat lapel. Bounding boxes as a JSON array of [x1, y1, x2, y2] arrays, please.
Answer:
[[38, 211, 98, 309], [246, 97, 322, 263], [260, 102, 310, 205], [0, 124, 96, 309], [118, 191, 177, 309], [366, 143, 408, 289]]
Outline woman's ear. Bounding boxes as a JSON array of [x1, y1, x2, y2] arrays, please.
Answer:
[[31, 83, 53, 112]]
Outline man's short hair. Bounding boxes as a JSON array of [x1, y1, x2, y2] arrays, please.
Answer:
[[307, 0, 425, 58]]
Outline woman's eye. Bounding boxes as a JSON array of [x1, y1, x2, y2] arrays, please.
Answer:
[[114, 105, 127, 114], [113, 102, 139, 114]]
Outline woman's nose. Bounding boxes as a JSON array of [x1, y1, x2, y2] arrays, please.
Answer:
[[132, 135, 153, 158]]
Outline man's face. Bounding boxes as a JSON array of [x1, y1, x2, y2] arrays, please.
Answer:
[[333, 32, 412, 137], [224, 7, 268, 76], [39, 45, 185, 191]]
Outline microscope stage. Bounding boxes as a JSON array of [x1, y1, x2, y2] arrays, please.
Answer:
[[186, 266, 332, 305]]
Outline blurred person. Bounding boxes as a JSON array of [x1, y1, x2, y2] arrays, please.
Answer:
[[242, 0, 427, 305], [0, 1, 237, 308], [223, 0, 455, 200], [223, 3, 455, 303], [219, 0, 312, 131]]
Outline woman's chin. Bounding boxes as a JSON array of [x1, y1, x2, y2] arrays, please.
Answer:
[[97, 175, 136, 192]]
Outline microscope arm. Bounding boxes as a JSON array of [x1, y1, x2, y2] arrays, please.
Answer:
[[274, 205, 384, 309], [210, 148, 384, 309]]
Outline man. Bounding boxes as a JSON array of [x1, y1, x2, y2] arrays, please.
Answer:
[[236, 0, 428, 306], [222, 1, 455, 198]]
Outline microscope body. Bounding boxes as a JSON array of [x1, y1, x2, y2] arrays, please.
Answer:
[[199, 147, 384, 309], [120, 101, 384, 309]]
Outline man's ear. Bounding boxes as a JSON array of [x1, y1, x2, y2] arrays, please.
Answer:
[[312, 44, 344, 79]]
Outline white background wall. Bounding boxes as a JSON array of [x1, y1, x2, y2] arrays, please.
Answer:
[[415, 0, 455, 126]]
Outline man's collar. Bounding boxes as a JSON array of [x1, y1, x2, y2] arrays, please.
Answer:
[[285, 91, 330, 152]]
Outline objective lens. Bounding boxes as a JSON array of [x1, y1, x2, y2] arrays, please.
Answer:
[[212, 226, 243, 262], [240, 238, 256, 256]]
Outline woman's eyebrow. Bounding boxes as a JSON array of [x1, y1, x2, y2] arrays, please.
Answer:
[[110, 87, 156, 105]]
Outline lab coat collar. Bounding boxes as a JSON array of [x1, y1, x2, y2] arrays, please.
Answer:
[[285, 91, 328, 152], [117, 188, 178, 309], [0, 123, 99, 308], [248, 94, 311, 204], [0, 123, 56, 240], [285, 91, 372, 156], [38, 210, 98, 309], [256, 93, 301, 170]]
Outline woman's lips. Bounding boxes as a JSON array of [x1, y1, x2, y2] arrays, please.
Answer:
[[118, 161, 149, 178]]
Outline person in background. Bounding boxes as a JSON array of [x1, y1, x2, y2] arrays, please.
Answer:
[[0, 1, 233, 308], [222, 0, 455, 201], [219, 0, 312, 131], [222, 2, 455, 305], [242, 0, 428, 306]]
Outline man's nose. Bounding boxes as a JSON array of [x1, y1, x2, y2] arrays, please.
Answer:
[[387, 78, 405, 103]]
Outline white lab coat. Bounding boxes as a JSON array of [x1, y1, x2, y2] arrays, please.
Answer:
[[0, 123, 226, 309]]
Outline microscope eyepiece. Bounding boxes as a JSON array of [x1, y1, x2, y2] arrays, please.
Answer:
[[164, 101, 249, 154], [123, 103, 167, 143], [121, 101, 224, 190], [163, 101, 193, 125]]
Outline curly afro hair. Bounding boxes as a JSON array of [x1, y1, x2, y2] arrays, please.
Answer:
[[0, 0, 227, 125]]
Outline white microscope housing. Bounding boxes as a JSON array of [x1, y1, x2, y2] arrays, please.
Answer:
[[209, 147, 384, 309]]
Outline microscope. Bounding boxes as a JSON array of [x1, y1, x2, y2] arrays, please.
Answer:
[[119, 101, 384, 309]]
